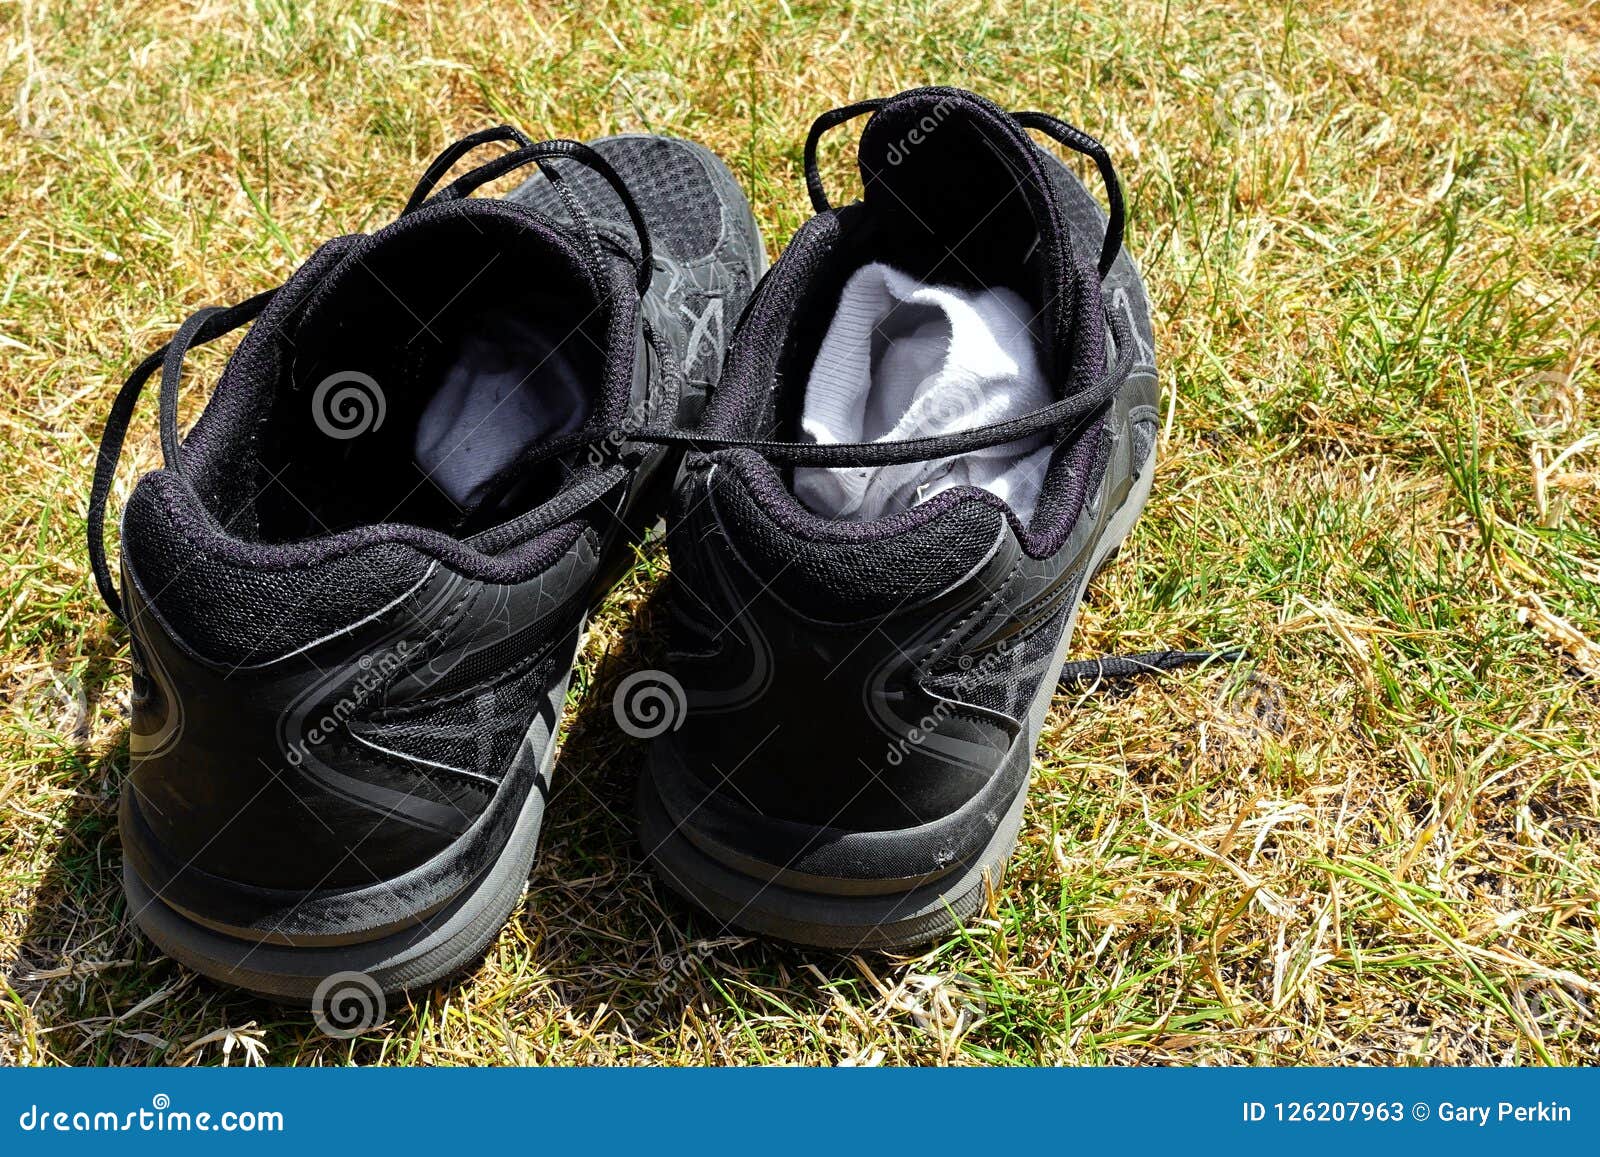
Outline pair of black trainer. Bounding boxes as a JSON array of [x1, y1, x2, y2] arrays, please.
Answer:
[[89, 87, 1216, 1000]]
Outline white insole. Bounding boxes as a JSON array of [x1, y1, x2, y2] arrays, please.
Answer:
[[795, 263, 1053, 522], [414, 310, 590, 510]]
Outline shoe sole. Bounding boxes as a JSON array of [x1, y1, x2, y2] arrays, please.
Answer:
[[637, 458, 1156, 952]]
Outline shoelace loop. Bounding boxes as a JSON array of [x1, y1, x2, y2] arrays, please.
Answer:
[[802, 98, 1126, 279], [1012, 110, 1125, 280], [405, 130, 655, 296], [401, 124, 535, 214], [801, 98, 887, 213], [88, 290, 278, 621]]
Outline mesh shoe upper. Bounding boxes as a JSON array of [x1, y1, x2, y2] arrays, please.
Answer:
[[508, 135, 766, 413]]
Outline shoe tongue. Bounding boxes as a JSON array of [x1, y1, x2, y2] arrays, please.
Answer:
[[855, 87, 1088, 367]]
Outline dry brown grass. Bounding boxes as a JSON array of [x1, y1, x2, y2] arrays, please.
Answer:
[[1, 0, 1597, 1065]]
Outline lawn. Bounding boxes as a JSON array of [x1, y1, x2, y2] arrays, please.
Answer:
[[1, 0, 1597, 1066]]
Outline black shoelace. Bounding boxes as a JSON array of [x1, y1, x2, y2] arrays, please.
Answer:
[[87, 127, 660, 625], [1058, 649, 1245, 685]]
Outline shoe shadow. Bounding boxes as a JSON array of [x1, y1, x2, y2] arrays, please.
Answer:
[[4, 735, 129, 1042], [5, 640, 189, 1059], [513, 574, 764, 1049], [3, 637, 317, 1062], [515, 575, 932, 1057]]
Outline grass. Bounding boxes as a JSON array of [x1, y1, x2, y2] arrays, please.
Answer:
[[1, 0, 1597, 1066]]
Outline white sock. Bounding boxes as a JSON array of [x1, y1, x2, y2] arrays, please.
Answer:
[[795, 263, 1053, 523]]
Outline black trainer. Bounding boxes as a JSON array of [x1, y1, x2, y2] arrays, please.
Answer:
[[89, 126, 763, 998], [629, 88, 1218, 950]]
